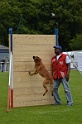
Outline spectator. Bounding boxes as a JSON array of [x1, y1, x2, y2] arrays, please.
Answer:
[[1, 59, 5, 72]]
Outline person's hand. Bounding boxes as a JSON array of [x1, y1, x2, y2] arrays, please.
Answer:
[[65, 73, 70, 81]]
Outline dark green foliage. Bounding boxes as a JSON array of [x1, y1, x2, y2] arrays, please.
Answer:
[[69, 34, 82, 50], [0, 0, 82, 50]]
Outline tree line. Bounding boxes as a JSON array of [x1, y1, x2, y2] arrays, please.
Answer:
[[0, 0, 82, 50]]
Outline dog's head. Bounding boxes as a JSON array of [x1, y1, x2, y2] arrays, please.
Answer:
[[33, 56, 41, 63]]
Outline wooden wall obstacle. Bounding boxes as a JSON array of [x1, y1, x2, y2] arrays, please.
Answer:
[[8, 34, 56, 108]]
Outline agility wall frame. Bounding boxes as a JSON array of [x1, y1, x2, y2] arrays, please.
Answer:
[[8, 29, 56, 108]]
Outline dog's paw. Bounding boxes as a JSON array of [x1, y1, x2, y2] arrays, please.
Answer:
[[28, 71, 31, 74], [51, 90, 54, 96], [52, 92, 53, 96]]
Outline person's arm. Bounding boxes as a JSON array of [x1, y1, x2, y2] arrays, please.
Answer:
[[51, 64, 53, 76], [66, 55, 71, 81], [51, 58, 53, 76], [66, 63, 70, 81]]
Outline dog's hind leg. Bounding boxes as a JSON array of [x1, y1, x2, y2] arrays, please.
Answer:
[[43, 80, 49, 96]]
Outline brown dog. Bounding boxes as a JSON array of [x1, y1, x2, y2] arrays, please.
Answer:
[[29, 56, 54, 96]]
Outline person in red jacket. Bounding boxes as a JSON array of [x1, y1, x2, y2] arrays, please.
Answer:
[[51, 45, 73, 106]]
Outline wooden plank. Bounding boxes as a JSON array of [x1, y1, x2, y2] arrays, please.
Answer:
[[13, 72, 44, 82], [14, 87, 51, 95], [13, 72, 52, 83], [13, 44, 55, 52], [14, 99, 54, 107], [13, 50, 54, 58], [13, 77, 52, 88], [14, 81, 44, 88], [13, 57, 52, 62], [14, 87, 44, 95], [13, 34, 56, 45], [13, 93, 54, 102], [13, 55, 53, 62], [13, 61, 35, 72], [14, 81, 51, 89], [13, 61, 52, 72], [13, 58, 52, 62]]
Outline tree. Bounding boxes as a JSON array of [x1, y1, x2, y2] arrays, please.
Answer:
[[0, 0, 82, 50], [0, 1, 21, 45], [52, 0, 82, 50], [69, 34, 82, 50]]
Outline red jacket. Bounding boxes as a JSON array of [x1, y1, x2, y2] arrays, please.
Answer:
[[51, 53, 68, 79]]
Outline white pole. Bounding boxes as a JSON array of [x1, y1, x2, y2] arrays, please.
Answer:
[[7, 28, 13, 111]]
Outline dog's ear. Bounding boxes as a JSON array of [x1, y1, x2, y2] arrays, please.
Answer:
[[33, 56, 35, 59]]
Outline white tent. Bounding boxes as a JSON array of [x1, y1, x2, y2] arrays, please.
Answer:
[[78, 52, 82, 75], [63, 51, 82, 75]]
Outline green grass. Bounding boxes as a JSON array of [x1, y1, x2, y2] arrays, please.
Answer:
[[0, 70, 82, 124]]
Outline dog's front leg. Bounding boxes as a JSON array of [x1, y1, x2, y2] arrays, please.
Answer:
[[28, 70, 38, 76]]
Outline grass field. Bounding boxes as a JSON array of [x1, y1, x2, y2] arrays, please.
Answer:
[[0, 70, 82, 124]]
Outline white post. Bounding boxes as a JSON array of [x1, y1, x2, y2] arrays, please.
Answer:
[[9, 28, 13, 108]]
